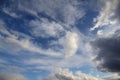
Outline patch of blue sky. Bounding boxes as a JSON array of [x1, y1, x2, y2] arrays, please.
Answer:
[[76, 9, 98, 35]]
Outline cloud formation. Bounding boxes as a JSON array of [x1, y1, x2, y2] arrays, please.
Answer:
[[2, 0, 85, 26], [90, 0, 120, 31], [1, 0, 120, 79], [0, 0, 83, 73], [91, 29, 120, 72], [44, 68, 101, 80]]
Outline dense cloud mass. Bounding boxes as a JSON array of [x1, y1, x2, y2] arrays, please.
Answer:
[[0, 72, 27, 80], [92, 30, 120, 72]]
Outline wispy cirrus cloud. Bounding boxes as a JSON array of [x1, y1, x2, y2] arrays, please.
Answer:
[[90, 0, 120, 31]]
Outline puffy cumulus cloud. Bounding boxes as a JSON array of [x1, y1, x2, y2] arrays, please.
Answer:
[[43, 68, 101, 80], [0, 72, 27, 80], [90, 0, 120, 31], [91, 29, 120, 72]]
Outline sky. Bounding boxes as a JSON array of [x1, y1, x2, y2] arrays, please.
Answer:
[[0, 0, 120, 80]]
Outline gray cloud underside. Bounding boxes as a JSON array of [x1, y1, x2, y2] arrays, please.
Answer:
[[91, 29, 120, 72]]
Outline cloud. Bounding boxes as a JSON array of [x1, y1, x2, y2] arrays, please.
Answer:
[[0, 64, 24, 72], [0, 19, 80, 58], [91, 29, 120, 72], [2, 7, 21, 18], [103, 73, 120, 80], [29, 18, 64, 38], [0, 19, 82, 72], [43, 68, 101, 80], [0, 72, 27, 80], [90, 0, 120, 31], [1, 0, 117, 79], [1, 0, 85, 26], [17, 0, 85, 25], [0, 19, 64, 57], [55, 54, 92, 68], [58, 31, 79, 57]]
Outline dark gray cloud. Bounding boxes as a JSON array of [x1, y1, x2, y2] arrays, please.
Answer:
[[91, 30, 120, 72]]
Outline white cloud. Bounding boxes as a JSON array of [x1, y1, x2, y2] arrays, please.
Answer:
[[97, 30, 103, 36], [94, 24, 120, 38], [44, 68, 102, 80], [0, 19, 88, 72], [90, 0, 119, 31], [0, 34, 63, 57], [0, 64, 24, 72], [0, 1, 105, 78], [24, 57, 60, 67], [0, 72, 27, 80], [0, 20, 63, 57], [58, 31, 79, 57], [55, 54, 92, 68], [18, 0, 85, 25], [29, 18, 64, 38]]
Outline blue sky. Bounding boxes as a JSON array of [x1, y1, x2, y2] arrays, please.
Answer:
[[0, 0, 120, 80]]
